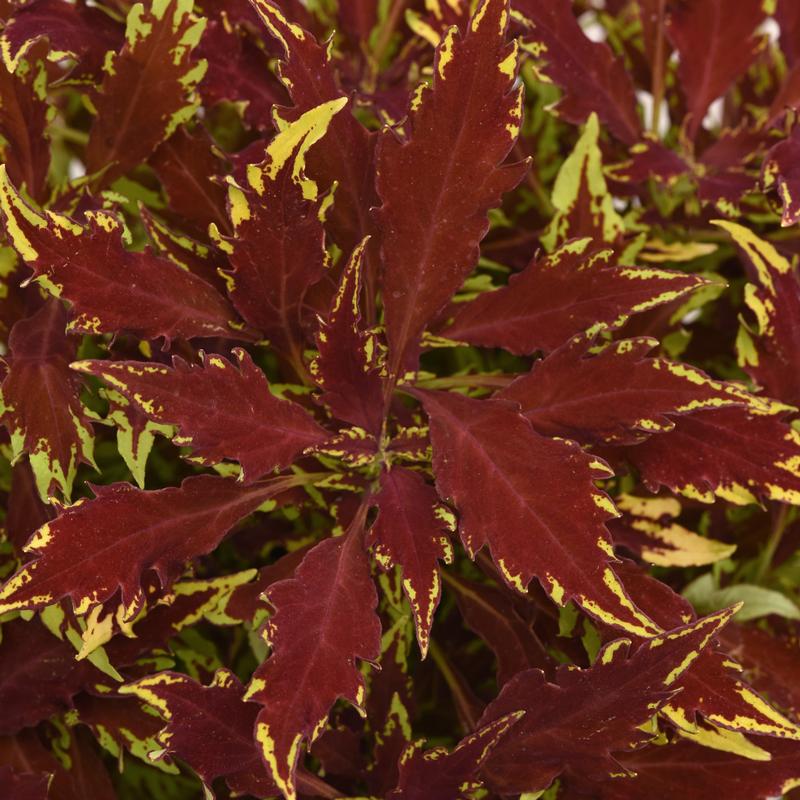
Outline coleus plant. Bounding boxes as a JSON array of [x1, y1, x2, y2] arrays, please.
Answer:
[[4, 0, 800, 798]]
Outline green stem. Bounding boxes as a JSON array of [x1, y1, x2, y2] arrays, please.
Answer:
[[755, 504, 791, 584], [429, 638, 478, 731]]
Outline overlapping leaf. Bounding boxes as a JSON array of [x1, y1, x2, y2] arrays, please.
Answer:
[[389, 712, 522, 800], [376, 0, 526, 373], [0, 166, 243, 341], [73, 349, 327, 482], [604, 738, 800, 799], [0, 474, 287, 620], [246, 511, 381, 800], [478, 608, 735, 794], [368, 466, 454, 657], [622, 406, 800, 505], [1, 300, 94, 501], [666, 0, 765, 138], [312, 238, 384, 435], [719, 220, 800, 408], [418, 388, 659, 636], [444, 239, 707, 356], [250, 0, 377, 254], [85, 0, 207, 186], [213, 97, 346, 370], [514, 0, 641, 144], [498, 335, 779, 444], [122, 669, 277, 796]]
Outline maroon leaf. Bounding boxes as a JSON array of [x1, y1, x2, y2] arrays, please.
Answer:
[[479, 608, 735, 795], [246, 510, 382, 800], [0, 0, 122, 80], [368, 466, 454, 656], [73, 349, 327, 482], [197, 17, 287, 131], [250, 0, 378, 255], [214, 98, 346, 370], [497, 335, 774, 445], [762, 127, 800, 227], [621, 407, 800, 506], [85, 0, 207, 186], [313, 237, 384, 435], [514, 0, 641, 144], [1, 299, 94, 501], [666, 0, 765, 138], [389, 712, 522, 799], [121, 669, 277, 796], [444, 240, 708, 356], [0, 52, 49, 202], [447, 572, 549, 685], [149, 125, 229, 236], [0, 616, 103, 734], [612, 561, 800, 740], [376, 0, 526, 373], [417, 388, 660, 636], [0, 474, 289, 620], [604, 738, 800, 800], [0, 167, 243, 342]]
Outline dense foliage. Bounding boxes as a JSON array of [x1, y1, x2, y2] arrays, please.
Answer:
[[3, 0, 800, 797]]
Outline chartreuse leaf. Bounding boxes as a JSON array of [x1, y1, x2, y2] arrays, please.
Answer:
[[376, 0, 527, 374], [610, 494, 736, 568], [444, 239, 709, 356], [540, 113, 624, 250], [0, 166, 243, 342], [715, 219, 800, 408], [85, 0, 207, 185], [0, 475, 294, 621], [1, 300, 95, 502], [684, 573, 800, 622], [73, 349, 328, 482], [245, 511, 382, 800], [417, 389, 660, 637], [478, 608, 736, 795]]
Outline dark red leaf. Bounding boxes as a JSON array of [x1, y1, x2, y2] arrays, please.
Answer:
[[444, 240, 708, 356], [0, 167, 244, 342], [246, 510, 382, 800], [368, 466, 454, 656], [389, 712, 522, 799], [479, 609, 735, 795], [514, 0, 641, 144], [0, 474, 289, 620], [85, 0, 207, 185], [1, 299, 94, 501], [417, 388, 660, 636], [666, 0, 765, 138], [376, 0, 526, 373], [313, 238, 384, 435], [498, 335, 775, 445], [73, 349, 327, 482]]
